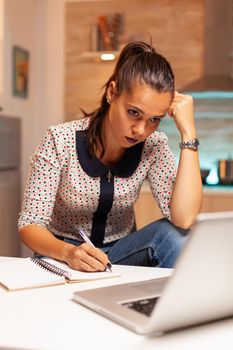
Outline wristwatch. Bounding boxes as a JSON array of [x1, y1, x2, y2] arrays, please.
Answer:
[[179, 138, 200, 151]]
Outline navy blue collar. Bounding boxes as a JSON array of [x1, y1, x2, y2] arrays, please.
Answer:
[[76, 130, 144, 178]]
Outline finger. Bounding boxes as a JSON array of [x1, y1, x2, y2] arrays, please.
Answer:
[[78, 260, 98, 272], [70, 252, 105, 272], [167, 107, 176, 118], [173, 90, 179, 99], [67, 257, 98, 272], [82, 252, 106, 271], [74, 247, 106, 271], [171, 91, 180, 102], [174, 90, 182, 98], [81, 244, 109, 266]]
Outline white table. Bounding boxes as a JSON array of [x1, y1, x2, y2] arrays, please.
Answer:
[[0, 257, 232, 350]]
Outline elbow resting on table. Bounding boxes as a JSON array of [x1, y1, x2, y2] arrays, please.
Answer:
[[170, 215, 198, 230], [170, 195, 203, 230]]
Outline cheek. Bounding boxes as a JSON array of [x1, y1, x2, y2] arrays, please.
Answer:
[[145, 122, 158, 136], [113, 108, 129, 129], [110, 111, 125, 136]]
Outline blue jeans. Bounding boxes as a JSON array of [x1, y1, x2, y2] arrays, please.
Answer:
[[62, 219, 188, 269]]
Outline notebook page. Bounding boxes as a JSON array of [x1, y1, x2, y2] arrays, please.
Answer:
[[42, 258, 120, 282], [0, 258, 65, 291]]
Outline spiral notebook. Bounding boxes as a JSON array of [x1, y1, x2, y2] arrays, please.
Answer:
[[0, 257, 119, 291]]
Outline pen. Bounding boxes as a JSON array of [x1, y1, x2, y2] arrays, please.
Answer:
[[78, 229, 112, 272]]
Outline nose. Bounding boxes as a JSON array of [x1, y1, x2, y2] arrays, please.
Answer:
[[132, 121, 146, 137]]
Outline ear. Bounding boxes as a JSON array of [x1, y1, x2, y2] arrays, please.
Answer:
[[106, 81, 116, 103]]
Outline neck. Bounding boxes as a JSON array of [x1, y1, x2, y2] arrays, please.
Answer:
[[96, 142, 124, 167], [100, 150, 124, 167], [95, 117, 124, 167]]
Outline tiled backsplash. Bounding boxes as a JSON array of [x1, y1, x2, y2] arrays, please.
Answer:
[[159, 92, 233, 183]]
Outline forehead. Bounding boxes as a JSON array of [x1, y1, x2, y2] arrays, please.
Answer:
[[122, 81, 172, 115]]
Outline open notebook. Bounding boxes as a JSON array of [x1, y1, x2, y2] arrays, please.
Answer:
[[0, 257, 119, 291]]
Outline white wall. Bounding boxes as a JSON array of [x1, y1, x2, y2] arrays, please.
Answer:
[[1, 0, 65, 189], [0, 0, 66, 255], [2, 0, 38, 184]]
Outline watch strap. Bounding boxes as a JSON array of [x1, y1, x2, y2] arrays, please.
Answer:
[[179, 138, 199, 151]]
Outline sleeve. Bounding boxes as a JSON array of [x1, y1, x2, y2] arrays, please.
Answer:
[[18, 127, 65, 229], [147, 132, 177, 219]]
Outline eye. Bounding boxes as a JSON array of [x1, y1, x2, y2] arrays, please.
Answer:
[[128, 109, 139, 118], [150, 117, 161, 124]]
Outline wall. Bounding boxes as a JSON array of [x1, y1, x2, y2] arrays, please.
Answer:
[[0, 0, 65, 190], [65, 0, 205, 120], [204, 0, 232, 76], [2, 0, 39, 185], [0, 0, 66, 255]]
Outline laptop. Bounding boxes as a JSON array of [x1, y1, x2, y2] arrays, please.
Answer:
[[73, 211, 233, 335]]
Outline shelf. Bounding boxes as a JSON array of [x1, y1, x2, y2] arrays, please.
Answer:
[[80, 50, 120, 62]]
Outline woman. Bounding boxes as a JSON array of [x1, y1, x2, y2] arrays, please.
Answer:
[[18, 41, 203, 272]]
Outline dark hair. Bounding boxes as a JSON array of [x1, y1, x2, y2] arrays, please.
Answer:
[[85, 41, 175, 158]]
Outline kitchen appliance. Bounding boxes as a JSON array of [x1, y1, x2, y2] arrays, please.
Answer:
[[0, 115, 21, 256], [218, 159, 233, 185]]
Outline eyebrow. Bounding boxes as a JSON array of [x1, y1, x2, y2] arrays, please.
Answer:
[[128, 104, 166, 119]]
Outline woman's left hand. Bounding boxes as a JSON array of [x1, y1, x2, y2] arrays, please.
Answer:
[[167, 91, 196, 141], [168, 91, 203, 229]]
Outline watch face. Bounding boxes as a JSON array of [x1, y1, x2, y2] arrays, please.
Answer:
[[192, 140, 199, 149]]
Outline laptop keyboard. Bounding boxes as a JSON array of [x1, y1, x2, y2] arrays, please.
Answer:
[[122, 297, 159, 317]]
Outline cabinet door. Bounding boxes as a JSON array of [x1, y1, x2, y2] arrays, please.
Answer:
[[0, 170, 20, 256], [201, 194, 233, 212], [134, 191, 162, 229]]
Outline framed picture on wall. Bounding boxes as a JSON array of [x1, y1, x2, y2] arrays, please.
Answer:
[[12, 46, 29, 98]]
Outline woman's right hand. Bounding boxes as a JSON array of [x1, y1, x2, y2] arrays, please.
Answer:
[[62, 243, 110, 272]]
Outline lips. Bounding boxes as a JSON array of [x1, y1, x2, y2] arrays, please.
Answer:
[[125, 136, 138, 145]]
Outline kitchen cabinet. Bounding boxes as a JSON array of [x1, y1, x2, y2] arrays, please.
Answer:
[[134, 181, 233, 229]]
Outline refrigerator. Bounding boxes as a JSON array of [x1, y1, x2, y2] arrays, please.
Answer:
[[0, 115, 21, 256]]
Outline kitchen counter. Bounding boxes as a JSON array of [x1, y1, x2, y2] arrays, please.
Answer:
[[203, 185, 233, 195]]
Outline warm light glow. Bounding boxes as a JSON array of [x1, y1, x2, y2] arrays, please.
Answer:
[[100, 53, 115, 61]]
